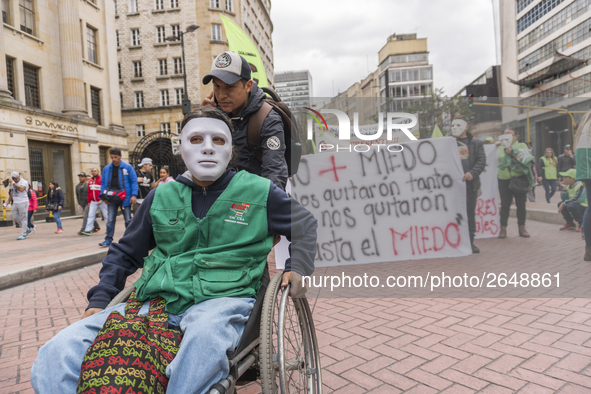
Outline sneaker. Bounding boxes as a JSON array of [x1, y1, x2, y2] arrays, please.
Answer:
[[25, 228, 32, 236], [17, 235, 26, 240], [94, 227, 101, 232], [80, 231, 92, 236], [55, 229, 64, 234], [31, 225, 36, 234], [577, 227, 583, 232], [77, 231, 83, 235], [471, 243, 480, 254], [560, 224, 575, 230], [99, 241, 111, 247]]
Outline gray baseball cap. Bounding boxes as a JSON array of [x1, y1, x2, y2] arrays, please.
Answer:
[[203, 51, 251, 85]]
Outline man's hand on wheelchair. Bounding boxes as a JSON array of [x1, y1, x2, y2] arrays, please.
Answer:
[[281, 271, 307, 298], [82, 308, 104, 320]]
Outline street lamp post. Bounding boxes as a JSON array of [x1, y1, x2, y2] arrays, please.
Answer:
[[166, 24, 199, 115]]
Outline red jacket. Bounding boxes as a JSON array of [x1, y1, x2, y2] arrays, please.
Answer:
[[28, 190, 38, 211], [88, 176, 102, 203]]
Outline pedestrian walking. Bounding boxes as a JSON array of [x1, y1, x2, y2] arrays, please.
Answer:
[[537, 148, 559, 203], [450, 114, 486, 253], [99, 147, 138, 247], [81, 168, 108, 236], [156, 166, 174, 186], [8, 171, 30, 240], [76, 172, 99, 235], [497, 130, 535, 238], [27, 188, 37, 235], [47, 181, 64, 234]]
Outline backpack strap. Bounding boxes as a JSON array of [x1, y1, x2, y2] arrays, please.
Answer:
[[247, 101, 273, 163]]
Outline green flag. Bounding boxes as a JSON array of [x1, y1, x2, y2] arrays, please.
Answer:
[[220, 15, 268, 88], [431, 124, 443, 138]]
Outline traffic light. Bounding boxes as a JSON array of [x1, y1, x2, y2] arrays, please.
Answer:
[[468, 94, 474, 108]]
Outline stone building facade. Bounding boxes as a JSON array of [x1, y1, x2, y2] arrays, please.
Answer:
[[1, 0, 124, 215], [116, 0, 274, 166]]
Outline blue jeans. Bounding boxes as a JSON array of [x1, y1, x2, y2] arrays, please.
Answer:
[[53, 208, 63, 230], [31, 297, 255, 394], [561, 202, 587, 227], [584, 181, 591, 246], [543, 179, 557, 203], [105, 203, 131, 243], [85, 200, 109, 232], [27, 210, 34, 229]]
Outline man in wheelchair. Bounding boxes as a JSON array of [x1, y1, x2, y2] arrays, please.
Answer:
[[31, 107, 318, 393]]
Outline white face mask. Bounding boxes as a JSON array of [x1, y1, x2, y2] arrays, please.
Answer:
[[450, 119, 468, 137], [180, 118, 232, 182], [498, 135, 513, 149]]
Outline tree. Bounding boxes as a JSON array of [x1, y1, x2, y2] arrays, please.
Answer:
[[401, 88, 473, 139]]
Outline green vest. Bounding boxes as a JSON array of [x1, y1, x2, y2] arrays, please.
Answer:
[[134, 171, 274, 314], [541, 156, 558, 180], [563, 181, 588, 207], [498, 142, 528, 180]]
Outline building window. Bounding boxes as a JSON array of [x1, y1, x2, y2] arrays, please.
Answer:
[[86, 26, 98, 63], [176, 121, 181, 134], [173, 57, 183, 74], [134, 91, 143, 108], [161, 122, 171, 134], [160, 89, 169, 106], [225, 0, 232, 11], [136, 124, 145, 137], [159, 59, 167, 75], [131, 28, 140, 46], [6, 56, 14, 98], [133, 61, 142, 78], [118, 63, 121, 79], [154, 0, 163, 10], [156, 26, 165, 43], [175, 88, 183, 105], [114, 0, 117, 14], [517, 0, 564, 33], [90, 87, 101, 125], [170, 24, 179, 38], [209, 0, 219, 8], [169, 0, 178, 7], [120, 92, 123, 108], [211, 24, 222, 41], [116, 30, 120, 47], [2, 0, 8, 23], [129, 0, 137, 12], [23, 63, 40, 108], [19, 0, 34, 35]]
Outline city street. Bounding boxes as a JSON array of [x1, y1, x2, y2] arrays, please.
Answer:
[[1, 218, 590, 393]]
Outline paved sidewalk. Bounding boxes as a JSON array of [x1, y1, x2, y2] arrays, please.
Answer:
[[0, 216, 125, 289], [1, 219, 590, 393]]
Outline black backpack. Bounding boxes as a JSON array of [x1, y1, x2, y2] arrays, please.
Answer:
[[246, 87, 302, 176]]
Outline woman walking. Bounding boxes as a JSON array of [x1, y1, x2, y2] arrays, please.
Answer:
[[46, 181, 64, 234], [26, 189, 38, 235], [537, 148, 558, 203]]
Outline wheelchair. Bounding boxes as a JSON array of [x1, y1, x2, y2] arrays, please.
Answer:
[[107, 268, 323, 394]]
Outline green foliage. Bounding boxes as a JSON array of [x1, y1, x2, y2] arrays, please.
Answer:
[[401, 88, 473, 139]]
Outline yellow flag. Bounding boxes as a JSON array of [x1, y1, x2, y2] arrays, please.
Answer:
[[220, 15, 268, 88], [431, 124, 444, 138]]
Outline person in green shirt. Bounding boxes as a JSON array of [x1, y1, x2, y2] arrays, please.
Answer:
[[536, 147, 558, 203], [497, 129, 535, 239]]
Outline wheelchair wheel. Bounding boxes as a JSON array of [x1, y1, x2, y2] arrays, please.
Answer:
[[260, 274, 322, 393]]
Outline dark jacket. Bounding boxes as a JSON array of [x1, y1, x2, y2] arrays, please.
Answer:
[[75, 182, 88, 207], [226, 83, 288, 190], [459, 132, 486, 191], [557, 153, 576, 173], [86, 169, 318, 310], [47, 187, 64, 208]]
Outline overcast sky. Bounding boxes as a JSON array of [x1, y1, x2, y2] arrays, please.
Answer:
[[271, 0, 498, 98]]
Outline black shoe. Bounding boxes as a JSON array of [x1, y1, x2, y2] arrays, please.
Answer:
[[471, 243, 480, 253]]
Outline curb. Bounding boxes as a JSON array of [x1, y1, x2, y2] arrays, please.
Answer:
[[510, 206, 563, 225], [0, 249, 107, 291]]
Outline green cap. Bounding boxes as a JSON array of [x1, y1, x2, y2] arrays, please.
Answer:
[[559, 168, 577, 178], [484, 137, 493, 142]]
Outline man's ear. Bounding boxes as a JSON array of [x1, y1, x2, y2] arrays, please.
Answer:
[[246, 80, 253, 93]]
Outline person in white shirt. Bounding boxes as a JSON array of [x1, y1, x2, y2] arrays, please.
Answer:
[[8, 171, 30, 240]]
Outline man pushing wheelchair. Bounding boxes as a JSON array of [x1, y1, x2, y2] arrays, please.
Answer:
[[31, 107, 318, 394]]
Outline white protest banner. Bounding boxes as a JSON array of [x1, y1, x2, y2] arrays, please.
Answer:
[[475, 144, 500, 239], [291, 137, 472, 267]]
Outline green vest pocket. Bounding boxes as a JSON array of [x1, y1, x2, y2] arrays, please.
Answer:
[[195, 268, 253, 299]]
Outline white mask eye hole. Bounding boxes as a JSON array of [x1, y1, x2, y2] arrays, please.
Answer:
[[213, 137, 226, 146], [190, 136, 203, 144]]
